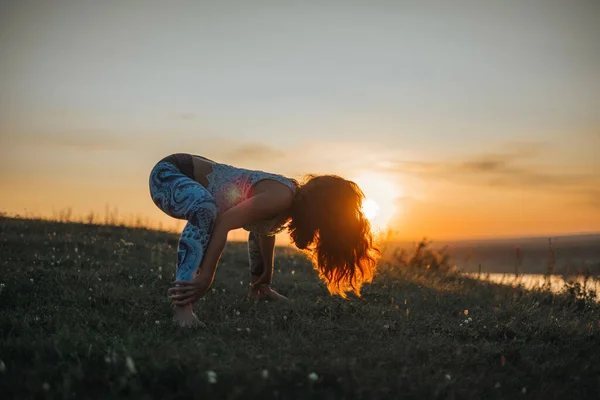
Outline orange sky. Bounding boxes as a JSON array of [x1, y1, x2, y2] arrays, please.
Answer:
[[1, 1, 599, 241]]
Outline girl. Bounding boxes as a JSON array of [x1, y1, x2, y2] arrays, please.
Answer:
[[149, 153, 379, 327]]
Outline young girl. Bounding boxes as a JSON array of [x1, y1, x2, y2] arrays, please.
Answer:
[[149, 153, 379, 327]]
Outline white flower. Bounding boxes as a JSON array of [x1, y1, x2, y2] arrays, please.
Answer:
[[222, 289, 226, 293], [240, 281, 243, 286], [459, 323, 463, 327], [98, 277, 102, 281], [158, 274, 163, 280], [207, 370, 217, 384], [89, 288, 93, 292], [158, 266, 162, 271], [155, 320, 160, 325], [383, 324, 390, 329], [144, 311, 148, 316], [495, 382, 501, 389], [104, 355, 111, 364], [212, 288, 216, 293], [150, 269, 154, 272], [445, 374, 451, 381], [246, 328, 251, 333], [42, 382, 50, 391], [125, 356, 137, 374], [129, 275, 133, 280], [88, 297, 91, 300], [261, 369, 269, 379], [464, 319, 469, 324], [521, 387, 527, 394], [139, 284, 144, 288], [0, 360, 5, 372], [283, 315, 288, 321], [308, 372, 318, 381], [468, 317, 472, 322], [237, 328, 242, 332], [235, 311, 240, 316], [30, 278, 34, 283]]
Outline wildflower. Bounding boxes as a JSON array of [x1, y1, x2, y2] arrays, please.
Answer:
[[89, 288, 93, 292], [445, 374, 451, 381], [129, 275, 133, 280], [158, 266, 162, 271], [261, 369, 269, 379], [42, 382, 50, 391], [222, 289, 226, 293], [104, 355, 111, 364], [237, 328, 242, 332], [88, 297, 91, 300], [494, 382, 501, 389], [98, 277, 102, 281], [155, 320, 160, 325], [459, 323, 463, 327], [150, 268, 154, 272], [139, 284, 144, 288], [522, 387, 527, 394], [0, 360, 5, 372], [206, 370, 217, 384], [125, 356, 137, 374], [383, 324, 390, 329], [468, 317, 472, 322], [308, 372, 318, 381], [212, 288, 216, 293], [240, 281, 243, 286], [158, 274, 163, 280], [464, 319, 469, 324], [144, 311, 148, 316], [246, 328, 251, 333], [283, 315, 288, 321], [30, 278, 34, 283], [235, 311, 240, 316]]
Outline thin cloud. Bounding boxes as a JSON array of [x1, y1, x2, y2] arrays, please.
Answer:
[[224, 143, 286, 163], [3, 130, 133, 151]]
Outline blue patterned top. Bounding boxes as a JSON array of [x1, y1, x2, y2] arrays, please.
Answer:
[[205, 162, 297, 236]]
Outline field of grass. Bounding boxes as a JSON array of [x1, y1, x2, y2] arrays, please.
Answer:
[[1, 216, 600, 399]]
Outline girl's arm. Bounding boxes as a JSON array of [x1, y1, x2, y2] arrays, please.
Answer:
[[170, 188, 293, 305], [200, 190, 292, 282]]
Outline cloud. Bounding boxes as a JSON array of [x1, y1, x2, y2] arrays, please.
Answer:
[[223, 143, 286, 163], [3, 130, 133, 152], [381, 148, 599, 194]]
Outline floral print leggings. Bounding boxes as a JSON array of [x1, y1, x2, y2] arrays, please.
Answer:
[[149, 161, 265, 282]]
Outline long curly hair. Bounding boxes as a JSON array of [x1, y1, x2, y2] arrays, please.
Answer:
[[287, 175, 380, 298]]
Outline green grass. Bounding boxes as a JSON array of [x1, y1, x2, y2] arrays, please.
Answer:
[[1, 217, 599, 399]]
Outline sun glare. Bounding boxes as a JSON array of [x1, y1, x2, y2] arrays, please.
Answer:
[[353, 172, 401, 231], [362, 198, 380, 221]]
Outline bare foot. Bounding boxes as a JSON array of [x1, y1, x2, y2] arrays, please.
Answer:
[[172, 305, 206, 328]]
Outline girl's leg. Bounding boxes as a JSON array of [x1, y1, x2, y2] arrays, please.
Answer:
[[149, 161, 218, 325]]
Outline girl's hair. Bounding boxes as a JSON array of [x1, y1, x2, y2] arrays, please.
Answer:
[[287, 175, 380, 298]]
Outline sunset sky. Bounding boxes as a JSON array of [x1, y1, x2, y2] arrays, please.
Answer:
[[1, 1, 599, 241]]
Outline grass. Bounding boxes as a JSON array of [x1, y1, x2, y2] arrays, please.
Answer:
[[1, 217, 599, 399]]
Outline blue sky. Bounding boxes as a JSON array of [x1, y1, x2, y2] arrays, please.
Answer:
[[1, 0, 599, 239]]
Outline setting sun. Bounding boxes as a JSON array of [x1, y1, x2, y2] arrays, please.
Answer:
[[362, 198, 380, 221], [353, 173, 401, 231]]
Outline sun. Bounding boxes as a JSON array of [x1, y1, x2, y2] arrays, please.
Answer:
[[353, 172, 401, 231], [362, 198, 380, 221]]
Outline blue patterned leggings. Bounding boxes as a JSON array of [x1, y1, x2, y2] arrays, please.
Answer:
[[149, 161, 218, 282]]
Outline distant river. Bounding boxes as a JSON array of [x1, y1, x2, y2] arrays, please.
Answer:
[[465, 273, 600, 295]]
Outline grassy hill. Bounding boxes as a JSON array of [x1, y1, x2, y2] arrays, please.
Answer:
[[1, 217, 599, 399]]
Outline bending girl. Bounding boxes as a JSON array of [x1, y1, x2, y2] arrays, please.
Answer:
[[149, 153, 379, 327]]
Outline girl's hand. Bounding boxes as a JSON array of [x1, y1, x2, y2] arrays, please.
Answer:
[[248, 284, 288, 301], [168, 275, 212, 306]]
